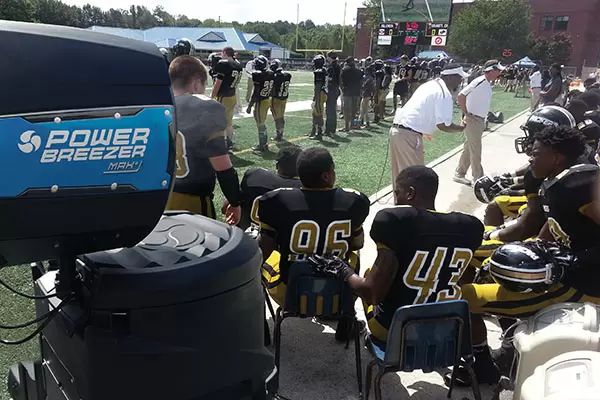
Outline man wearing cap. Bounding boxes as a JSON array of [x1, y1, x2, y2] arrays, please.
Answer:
[[540, 63, 563, 106], [389, 64, 468, 192], [454, 60, 504, 186]]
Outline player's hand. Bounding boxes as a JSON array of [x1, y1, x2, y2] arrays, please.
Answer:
[[221, 199, 230, 215], [308, 254, 356, 282], [224, 205, 241, 225], [246, 106, 252, 114]]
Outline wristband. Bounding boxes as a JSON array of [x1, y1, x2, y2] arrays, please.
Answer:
[[340, 265, 357, 282], [216, 167, 241, 207]]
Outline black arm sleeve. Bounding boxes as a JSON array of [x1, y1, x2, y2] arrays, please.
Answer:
[[216, 167, 242, 207]]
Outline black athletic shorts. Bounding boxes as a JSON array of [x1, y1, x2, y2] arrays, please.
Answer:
[[394, 81, 408, 97]]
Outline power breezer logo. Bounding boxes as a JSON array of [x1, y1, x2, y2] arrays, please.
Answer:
[[18, 128, 150, 173]]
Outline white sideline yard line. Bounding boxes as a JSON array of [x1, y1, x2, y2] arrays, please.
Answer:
[[367, 108, 530, 204]]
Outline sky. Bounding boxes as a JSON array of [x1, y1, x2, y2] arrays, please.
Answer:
[[61, 0, 365, 25]]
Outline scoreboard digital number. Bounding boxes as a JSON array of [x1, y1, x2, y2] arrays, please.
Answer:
[[426, 22, 449, 38], [378, 22, 399, 37], [404, 31, 419, 45]]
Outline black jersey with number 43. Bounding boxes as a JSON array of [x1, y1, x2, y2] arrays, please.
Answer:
[[272, 71, 292, 100], [214, 60, 243, 97], [253, 187, 370, 282], [370, 206, 483, 327], [252, 70, 275, 102]]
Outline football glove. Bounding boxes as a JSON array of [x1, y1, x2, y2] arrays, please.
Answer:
[[308, 254, 356, 282]]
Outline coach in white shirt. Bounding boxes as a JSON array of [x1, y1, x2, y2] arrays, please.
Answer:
[[454, 60, 504, 186], [529, 65, 542, 111], [390, 64, 468, 192]]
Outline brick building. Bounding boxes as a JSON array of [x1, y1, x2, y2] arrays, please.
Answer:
[[356, 0, 600, 69], [528, 0, 600, 69]]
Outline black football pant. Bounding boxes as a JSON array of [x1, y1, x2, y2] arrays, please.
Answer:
[[325, 88, 339, 134]]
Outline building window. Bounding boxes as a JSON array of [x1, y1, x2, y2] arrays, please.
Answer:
[[554, 16, 569, 31], [540, 16, 553, 31]]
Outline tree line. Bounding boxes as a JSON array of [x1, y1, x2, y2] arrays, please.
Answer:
[[1, 0, 356, 56]]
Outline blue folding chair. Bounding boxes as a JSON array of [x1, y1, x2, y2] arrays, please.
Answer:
[[364, 300, 481, 400], [272, 261, 363, 399]]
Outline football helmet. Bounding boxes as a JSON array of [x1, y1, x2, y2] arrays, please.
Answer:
[[427, 59, 438, 69], [254, 55, 269, 71], [473, 175, 512, 204], [516, 105, 576, 154], [410, 57, 418, 65], [489, 241, 572, 293], [384, 64, 393, 74], [270, 58, 282, 72], [374, 59, 384, 70], [365, 56, 373, 66], [172, 38, 195, 57], [313, 54, 325, 69], [420, 60, 428, 68], [208, 52, 222, 68]]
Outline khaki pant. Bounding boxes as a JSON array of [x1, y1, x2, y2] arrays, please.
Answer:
[[390, 126, 425, 192], [530, 87, 541, 110], [343, 96, 360, 128], [456, 115, 486, 180], [359, 96, 371, 124]]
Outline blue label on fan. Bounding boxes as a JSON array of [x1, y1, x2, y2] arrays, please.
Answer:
[[0, 106, 173, 197]]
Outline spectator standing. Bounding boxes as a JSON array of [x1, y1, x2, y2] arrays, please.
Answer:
[[360, 65, 376, 128], [529, 65, 542, 111], [389, 64, 467, 192], [540, 63, 563, 105], [324, 51, 341, 135], [340, 57, 363, 132], [454, 60, 504, 186]]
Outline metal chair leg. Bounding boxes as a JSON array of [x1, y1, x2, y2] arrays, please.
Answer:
[[273, 308, 284, 394], [364, 361, 376, 400], [264, 285, 276, 321], [373, 371, 384, 400], [463, 362, 482, 400], [354, 320, 363, 398], [446, 362, 459, 398]]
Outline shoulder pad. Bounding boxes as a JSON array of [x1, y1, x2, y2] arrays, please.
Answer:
[[546, 164, 599, 189]]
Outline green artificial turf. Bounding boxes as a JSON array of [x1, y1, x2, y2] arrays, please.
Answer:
[[0, 84, 529, 400]]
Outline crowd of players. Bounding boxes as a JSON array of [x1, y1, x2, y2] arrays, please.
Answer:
[[162, 37, 600, 391]]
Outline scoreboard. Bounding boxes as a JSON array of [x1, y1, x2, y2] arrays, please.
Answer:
[[377, 21, 449, 46]]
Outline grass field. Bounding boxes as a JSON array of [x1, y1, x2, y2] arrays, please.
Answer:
[[0, 75, 529, 399]]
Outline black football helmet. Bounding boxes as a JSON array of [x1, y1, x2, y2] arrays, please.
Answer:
[[208, 52, 222, 68], [365, 56, 373, 66], [420, 60, 428, 68], [374, 59, 384, 70], [473, 175, 512, 204], [313, 54, 325, 69], [254, 55, 269, 71], [270, 59, 282, 72], [172, 38, 195, 57], [384, 64, 393, 74], [410, 57, 418, 65], [489, 241, 574, 293], [516, 105, 576, 154], [427, 59, 438, 69]]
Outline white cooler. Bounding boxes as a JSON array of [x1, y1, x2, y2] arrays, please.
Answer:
[[513, 302, 600, 399], [520, 351, 600, 400]]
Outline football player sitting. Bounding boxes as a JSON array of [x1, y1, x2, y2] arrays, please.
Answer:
[[227, 145, 302, 231], [247, 56, 274, 153], [252, 147, 370, 341], [458, 125, 600, 386], [313, 166, 484, 344]]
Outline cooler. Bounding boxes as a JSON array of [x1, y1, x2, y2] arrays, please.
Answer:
[[513, 302, 600, 399]]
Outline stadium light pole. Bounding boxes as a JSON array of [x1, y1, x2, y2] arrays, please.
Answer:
[[295, 4, 300, 52], [341, 2, 347, 52], [423, 0, 434, 22]]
